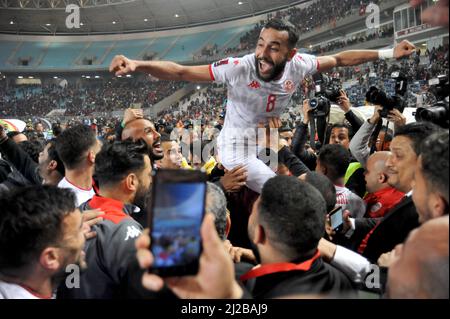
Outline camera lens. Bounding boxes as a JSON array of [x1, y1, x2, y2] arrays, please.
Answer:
[[309, 98, 319, 110]]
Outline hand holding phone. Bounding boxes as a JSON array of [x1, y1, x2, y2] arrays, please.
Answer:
[[136, 214, 243, 298], [327, 206, 344, 237], [149, 169, 207, 277]]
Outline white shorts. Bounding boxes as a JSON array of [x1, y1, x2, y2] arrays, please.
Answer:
[[217, 140, 276, 194]]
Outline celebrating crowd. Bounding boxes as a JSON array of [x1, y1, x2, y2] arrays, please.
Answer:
[[0, 7, 448, 301]]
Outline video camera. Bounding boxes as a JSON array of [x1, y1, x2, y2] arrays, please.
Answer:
[[365, 71, 407, 118], [415, 75, 449, 128], [308, 74, 340, 117]]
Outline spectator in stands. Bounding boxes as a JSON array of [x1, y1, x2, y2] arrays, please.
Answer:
[[363, 151, 405, 218], [0, 186, 84, 299], [59, 140, 152, 299], [56, 124, 101, 206], [316, 144, 366, 218]]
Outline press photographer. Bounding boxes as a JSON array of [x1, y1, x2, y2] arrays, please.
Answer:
[[415, 74, 449, 128]]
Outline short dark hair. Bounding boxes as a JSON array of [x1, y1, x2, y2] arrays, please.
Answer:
[[420, 131, 449, 203], [94, 139, 150, 188], [52, 123, 63, 137], [16, 140, 43, 163], [394, 122, 441, 156], [0, 186, 76, 275], [6, 131, 21, 139], [318, 144, 350, 182], [46, 139, 65, 177], [278, 126, 292, 133], [264, 19, 299, 49], [55, 124, 97, 170], [330, 123, 352, 138], [160, 133, 173, 143], [259, 176, 326, 259], [304, 171, 337, 213]]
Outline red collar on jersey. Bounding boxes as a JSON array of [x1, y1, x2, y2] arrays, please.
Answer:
[[240, 250, 321, 282]]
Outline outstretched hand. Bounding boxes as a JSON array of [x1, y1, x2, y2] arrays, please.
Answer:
[[109, 55, 138, 76], [394, 40, 416, 59]]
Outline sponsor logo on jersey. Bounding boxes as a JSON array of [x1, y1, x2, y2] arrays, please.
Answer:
[[370, 202, 383, 213], [283, 80, 295, 93], [233, 60, 240, 66], [248, 80, 261, 89], [124, 225, 141, 241], [214, 59, 229, 67]]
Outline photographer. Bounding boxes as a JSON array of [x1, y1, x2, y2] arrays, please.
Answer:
[[350, 105, 406, 168], [335, 89, 364, 134], [291, 100, 319, 171]]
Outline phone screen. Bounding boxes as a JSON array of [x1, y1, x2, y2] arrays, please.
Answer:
[[330, 207, 343, 230], [150, 178, 206, 274]]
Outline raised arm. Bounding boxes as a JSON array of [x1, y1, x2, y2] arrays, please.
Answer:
[[109, 55, 213, 82], [317, 40, 416, 72]]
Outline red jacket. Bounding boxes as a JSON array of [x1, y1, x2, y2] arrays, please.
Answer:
[[364, 187, 405, 218]]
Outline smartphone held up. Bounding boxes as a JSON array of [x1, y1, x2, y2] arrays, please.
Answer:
[[148, 169, 207, 277]]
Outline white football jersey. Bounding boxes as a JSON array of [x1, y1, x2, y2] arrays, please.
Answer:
[[210, 53, 318, 146]]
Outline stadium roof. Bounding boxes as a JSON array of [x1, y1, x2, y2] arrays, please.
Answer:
[[0, 0, 309, 35]]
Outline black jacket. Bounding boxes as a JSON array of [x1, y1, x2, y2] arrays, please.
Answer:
[[241, 257, 354, 299], [291, 122, 317, 171], [345, 110, 364, 135], [0, 137, 42, 186], [278, 146, 310, 177], [58, 195, 148, 299], [353, 196, 419, 263]]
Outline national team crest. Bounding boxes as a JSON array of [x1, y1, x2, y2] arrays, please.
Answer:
[[284, 80, 295, 93], [248, 80, 261, 89]]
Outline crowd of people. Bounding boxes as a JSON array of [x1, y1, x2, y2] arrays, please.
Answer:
[[220, 0, 383, 56], [0, 6, 449, 301], [1, 94, 448, 299], [311, 25, 395, 56], [0, 77, 185, 118]]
